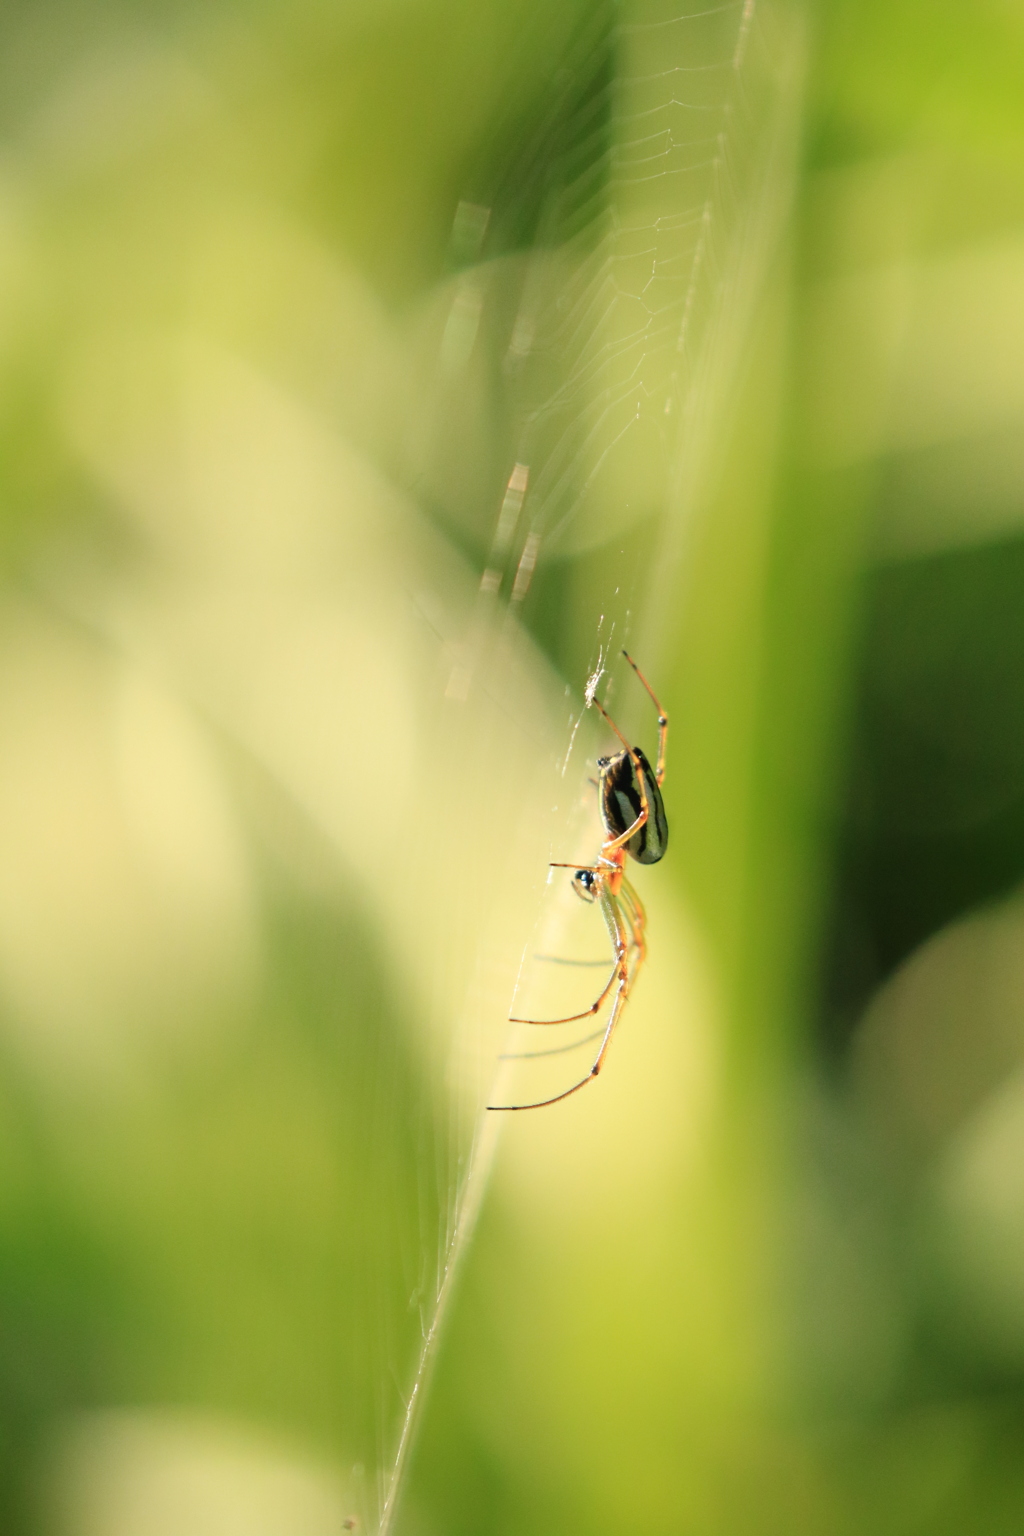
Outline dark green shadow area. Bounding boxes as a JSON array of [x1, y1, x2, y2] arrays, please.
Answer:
[[822, 534, 1024, 1055]]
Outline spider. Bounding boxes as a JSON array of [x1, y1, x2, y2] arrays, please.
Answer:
[[489, 650, 668, 1111]]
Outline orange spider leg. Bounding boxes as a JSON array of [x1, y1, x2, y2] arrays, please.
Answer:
[[509, 859, 628, 1025], [490, 884, 634, 1111], [589, 694, 652, 856], [507, 966, 621, 1027], [622, 649, 668, 785], [617, 874, 647, 967]]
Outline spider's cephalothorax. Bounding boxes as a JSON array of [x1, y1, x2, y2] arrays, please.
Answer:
[[598, 745, 668, 864], [572, 867, 599, 902]]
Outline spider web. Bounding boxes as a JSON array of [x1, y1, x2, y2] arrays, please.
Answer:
[[442, 0, 799, 590], [383, 0, 802, 1526]]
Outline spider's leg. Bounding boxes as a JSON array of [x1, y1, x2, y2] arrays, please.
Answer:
[[489, 982, 629, 1108], [599, 801, 648, 858], [507, 868, 629, 1027], [590, 697, 651, 853], [509, 929, 640, 1026], [622, 649, 668, 785], [506, 866, 632, 1019], [490, 887, 632, 1110], [509, 860, 620, 1026], [571, 886, 634, 1073], [618, 873, 647, 968], [508, 960, 620, 1025]]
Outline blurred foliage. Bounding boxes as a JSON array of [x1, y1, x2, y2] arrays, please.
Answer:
[[0, 0, 1023, 1533]]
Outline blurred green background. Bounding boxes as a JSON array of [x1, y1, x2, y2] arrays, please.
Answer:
[[1, 0, 1024, 1532]]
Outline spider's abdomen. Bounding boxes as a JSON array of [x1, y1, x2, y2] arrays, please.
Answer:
[[599, 746, 668, 864]]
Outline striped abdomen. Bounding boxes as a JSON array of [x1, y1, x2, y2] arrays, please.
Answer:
[[598, 746, 668, 865]]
